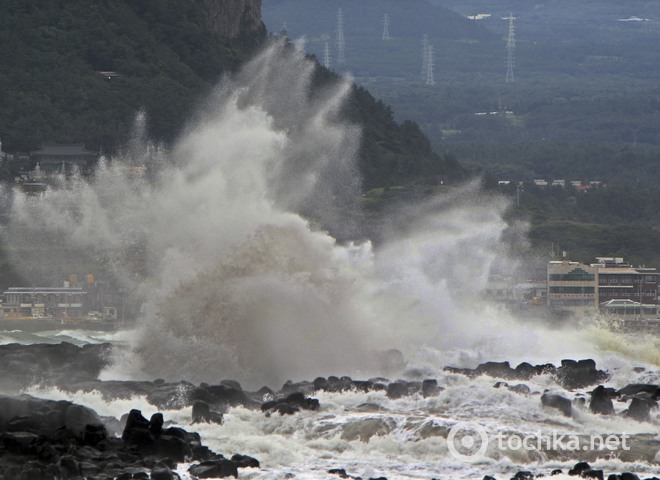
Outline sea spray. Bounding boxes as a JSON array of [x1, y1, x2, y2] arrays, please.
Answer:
[[3, 41, 649, 389]]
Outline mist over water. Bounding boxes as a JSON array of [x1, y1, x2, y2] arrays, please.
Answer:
[[2, 42, 651, 388]]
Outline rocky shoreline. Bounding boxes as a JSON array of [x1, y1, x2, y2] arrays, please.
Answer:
[[0, 342, 658, 479]]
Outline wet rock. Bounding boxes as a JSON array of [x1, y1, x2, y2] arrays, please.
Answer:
[[191, 401, 224, 425], [189, 457, 238, 478], [476, 361, 516, 379], [386, 382, 407, 399], [65, 401, 102, 439], [149, 412, 164, 437], [386, 381, 421, 399], [220, 379, 242, 391], [511, 471, 534, 480], [422, 379, 440, 397], [509, 384, 531, 395], [443, 366, 478, 378], [568, 462, 592, 476], [58, 455, 80, 478], [121, 409, 153, 445], [261, 392, 319, 415], [329, 468, 363, 479], [352, 380, 375, 393], [589, 386, 614, 415], [188, 382, 252, 410], [551, 470, 563, 476], [514, 362, 537, 379], [618, 384, 660, 398], [624, 397, 652, 422], [541, 393, 572, 417], [82, 423, 108, 446], [313, 377, 330, 390], [231, 453, 260, 468], [556, 359, 608, 390], [583, 470, 604, 480]]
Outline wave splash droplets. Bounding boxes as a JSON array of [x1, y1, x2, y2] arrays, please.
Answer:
[[3, 42, 586, 387]]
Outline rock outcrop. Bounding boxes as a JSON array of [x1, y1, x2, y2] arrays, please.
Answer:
[[200, 0, 266, 40]]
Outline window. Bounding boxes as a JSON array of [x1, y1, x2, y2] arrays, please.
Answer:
[[549, 286, 595, 294], [549, 268, 595, 281]]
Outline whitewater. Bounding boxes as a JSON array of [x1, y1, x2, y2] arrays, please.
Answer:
[[1, 41, 658, 479]]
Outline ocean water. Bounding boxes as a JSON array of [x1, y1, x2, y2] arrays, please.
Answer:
[[0, 40, 658, 478], [6, 326, 659, 480]]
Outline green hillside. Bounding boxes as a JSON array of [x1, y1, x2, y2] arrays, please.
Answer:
[[0, 0, 465, 189], [0, 0, 256, 153]]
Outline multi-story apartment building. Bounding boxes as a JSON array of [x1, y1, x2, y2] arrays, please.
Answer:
[[547, 260, 599, 316], [547, 257, 660, 317]]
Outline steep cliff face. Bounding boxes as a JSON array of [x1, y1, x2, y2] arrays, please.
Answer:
[[200, 0, 266, 40]]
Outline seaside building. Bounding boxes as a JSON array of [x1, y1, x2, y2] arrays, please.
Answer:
[[2, 274, 122, 324], [29, 144, 98, 175], [547, 257, 660, 317], [2, 287, 87, 321], [547, 260, 598, 316]]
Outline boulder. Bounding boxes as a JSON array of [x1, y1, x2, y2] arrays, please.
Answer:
[[231, 453, 260, 468], [556, 359, 608, 390], [624, 397, 652, 422], [541, 393, 572, 417], [589, 386, 614, 415], [189, 458, 238, 478], [568, 462, 592, 476], [192, 401, 224, 425]]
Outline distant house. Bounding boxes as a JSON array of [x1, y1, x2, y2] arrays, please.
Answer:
[[551, 179, 566, 187], [95, 71, 122, 80], [30, 144, 98, 175], [533, 179, 548, 187]]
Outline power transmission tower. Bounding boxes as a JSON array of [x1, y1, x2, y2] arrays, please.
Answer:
[[504, 13, 516, 83], [420, 34, 429, 79], [322, 35, 331, 69], [382, 13, 391, 40], [425, 43, 435, 85], [336, 8, 346, 65]]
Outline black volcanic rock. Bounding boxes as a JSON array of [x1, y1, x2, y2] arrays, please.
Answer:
[[261, 392, 320, 415], [624, 397, 653, 422], [556, 359, 608, 390], [569, 462, 592, 476], [0, 395, 245, 479], [618, 384, 660, 398], [192, 400, 224, 425], [541, 393, 572, 417], [589, 386, 615, 415], [189, 457, 239, 478], [231, 453, 260, 468], [476, 361, 517, 379]]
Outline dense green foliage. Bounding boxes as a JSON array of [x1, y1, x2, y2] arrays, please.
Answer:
[[0, 0, 463, 189], [496, 184, 660, 267], [0, 0, 254, 152]]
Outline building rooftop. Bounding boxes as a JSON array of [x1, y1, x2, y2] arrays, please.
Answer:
[[31, 144, 97, 157]]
